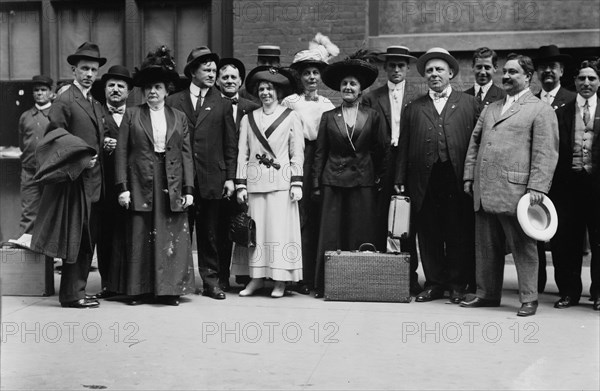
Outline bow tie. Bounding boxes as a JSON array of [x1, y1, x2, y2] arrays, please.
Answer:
[[304, 95, 319, 102], [108, 105, 125, 115], [228, 97, 239, 105], [433, 92, 448, 99]]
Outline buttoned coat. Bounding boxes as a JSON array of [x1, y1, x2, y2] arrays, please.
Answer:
[[464, 90, 559, 215], [166, 86, 237, 199], [114, 104, 194, 212], [464, 83, 507, 107], [395, 90, 481, 213], [312, 105, 388, 189]]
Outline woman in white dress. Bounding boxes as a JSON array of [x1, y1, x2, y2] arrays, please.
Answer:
[[231, 66, 305, 298]]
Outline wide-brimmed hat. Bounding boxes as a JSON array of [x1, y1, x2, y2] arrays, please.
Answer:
[[321, 58, 379, 90], [517, 193, 558, 241], [67, 42, 107, 67], [245, 65, 297, 98], [255, 45, 281, 58], [377, 46, 417, 62], [133, 46, 179, 87], [290, 33, 340, 72], [533, 45, 572, 67], [218, 58, 246, 83], [32, 75, 53, 88], [183, 47, 220, 78], [416, 47, 459, 79], [101, 65, 133, 90]]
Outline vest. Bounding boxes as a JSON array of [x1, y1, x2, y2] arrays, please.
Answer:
[[572, 105, 594, 173]]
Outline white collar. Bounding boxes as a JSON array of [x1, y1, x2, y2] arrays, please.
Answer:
[[576, 93, 596, 107], [542, 84, 561, 98], [73, 80, 90, 97], [506, 87, 530, 104], [387, 80, 405, 91], [190, 83, 208, 97], [475, 80, 493, 95], [428, 85, 452, 99], [35, 102, 51, 111]]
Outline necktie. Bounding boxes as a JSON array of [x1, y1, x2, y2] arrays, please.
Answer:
[[108, 105, 125, 115], [434, 91, 447, 99], [304, 95, 319, 102], [392, 89, 401, 102], [544, 92, 553, 104], [228, 97, 239, 105], [583, 100, 590, 126], [476, 88, 483, 102]]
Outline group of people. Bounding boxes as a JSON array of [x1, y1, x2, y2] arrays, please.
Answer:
[[15, 36, 599, 316]]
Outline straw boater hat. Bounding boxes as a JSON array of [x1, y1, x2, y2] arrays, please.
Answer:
[[218, 58, 247, 83], [321, 50, 379, 90], [32, 75, 53, 88], [245, 65, 297, 98], [416, 47, 460, 79], [256, 45, 281, 58], [377, 46, 417, 63], [290, 33, 340, 72], [517, 193, 558, 241], [183, 46, 220, 79], [533, 45, 573, 67], [133, 46, 179, 87], [67, 42, 107, 67], [101, 65, 133, 90]]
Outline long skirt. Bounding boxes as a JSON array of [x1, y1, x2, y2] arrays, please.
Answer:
[[122, 154, 195, 296], [231, 190, 303, 282]]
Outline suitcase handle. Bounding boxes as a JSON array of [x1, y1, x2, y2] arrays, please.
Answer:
[[358, 243, 377, 252]]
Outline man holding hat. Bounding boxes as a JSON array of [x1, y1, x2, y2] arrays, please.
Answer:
[[31, 42, 107, 308], [549, 59, 600, 311], [394, 47, 480, 304], [94, 65, 133, 299], [166, 46, 237, 300], [464, 47, 507, 107], [215, 57, 259, 290], [15, 75, 54, 239], [363, 45, 421, 294], [461, 53, 559, 316]]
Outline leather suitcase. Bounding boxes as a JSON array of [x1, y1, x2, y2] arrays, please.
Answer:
[[0, 244, 55, 296], [388, 195, 411, 239], [324, 244, 411, 303]]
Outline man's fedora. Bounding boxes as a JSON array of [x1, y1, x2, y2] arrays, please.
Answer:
[[183, 47, 220, 79], [517, 193, 558, 242], [255, 45, 281, 58], [32, 75, 53, 88], [534, 45, 572, 67], [218, 58, 246, 83], [377, 46, 417, 62], [101, 65, 133, 90], [416, 47, 459, 78], [67, 42, 107, 67]]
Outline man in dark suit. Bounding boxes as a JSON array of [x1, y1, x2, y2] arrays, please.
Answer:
[[362, 45, 421, 294], [549, 59, 600, 311], [464, 47, 506, 107], [394, 48, 480, 304], [94, 65, 133, 299], [31, 42, 106, 308], [533, 45, 577, 293], [215, 57, 259, 290], [166, 47, 237, 300]]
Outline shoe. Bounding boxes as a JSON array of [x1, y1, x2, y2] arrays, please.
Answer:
[[127, 295, 144, 306], [159, 295, 180, 306], [203, 286, 226, 300], [219, 280, 231, 292], [593, 298, 600, 311], [314, 290, 324, 299], [93, 290, 118, 300], [415, 287, 445, 302], [235, 275, 251, 286], [239, 278, 264, 297], [554, 296, 579, 309], [449, 290, 466, 304], [459, 296, 500, 308], [517, 301, 538, 317], [61, 298, 99, 309], [296, 283, 310, 295], [271, 281, 286, 298]]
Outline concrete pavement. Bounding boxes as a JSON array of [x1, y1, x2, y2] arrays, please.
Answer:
[[1, 254, 599, 390]]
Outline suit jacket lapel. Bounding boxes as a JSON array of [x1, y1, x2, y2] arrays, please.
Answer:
[[196, 87, 215, 126], [443, 90, 460, 122], [72, 85, 98, 126], [139, 104, 155, 144], [377, 86, 391, 129], [179, 90, 197, 125], [333, 107, 356, 151], [353, 106, 369, 143], [495, 91, 530, 124], [420, 98, 437, 126], [593, 96, 600, 139], [102, 106, 119, 138], [165, 106, 176, 144]]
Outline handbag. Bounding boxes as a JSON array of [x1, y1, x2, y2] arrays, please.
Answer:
[[229, 204, 256, 248]]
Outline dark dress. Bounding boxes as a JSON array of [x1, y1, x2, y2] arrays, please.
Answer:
[[115, 104, 195, 296]]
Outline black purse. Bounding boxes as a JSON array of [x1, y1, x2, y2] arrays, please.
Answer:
[[229, 204, 256, 248]]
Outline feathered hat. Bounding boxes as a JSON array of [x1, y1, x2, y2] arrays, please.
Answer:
[[290, 33, 340, 71], [321, 49, 379, 90], [133, 46, 180, 87]]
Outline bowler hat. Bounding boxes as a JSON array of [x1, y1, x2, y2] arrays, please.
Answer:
[[184, 47, 220, 79], [534, 45, 572, 67], [245, 66, 297, 99], [517, 193, 558, 241], [256, 45, 281, 58], [218, 58, 246, 83], [321, 59, 379, 91], [416, 47, 459, 79], [101, 65, 133, 90], [67, 42, 107, 67], [377, 46, 417, 62], [32, 75, 53, 88]]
